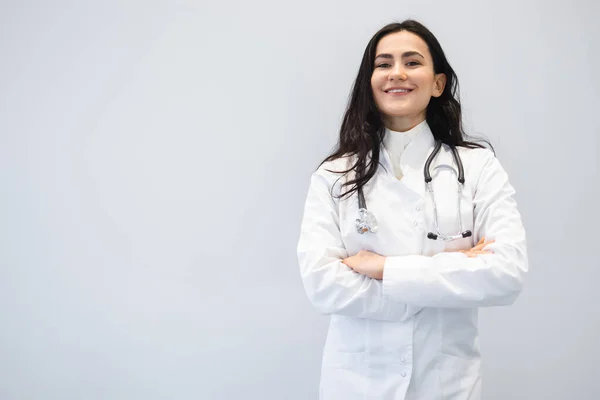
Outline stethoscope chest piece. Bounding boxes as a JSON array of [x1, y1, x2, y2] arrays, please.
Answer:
[[355, 208, 378, 234]]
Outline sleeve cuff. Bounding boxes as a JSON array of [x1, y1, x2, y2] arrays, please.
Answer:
[[382, 253, 486, 306]]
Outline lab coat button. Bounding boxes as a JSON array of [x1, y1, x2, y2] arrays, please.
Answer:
[[413, 221, 418, 226], [401, 372, 407, 377], [400, 357, 406, 364], [416, 205, 421, 211]]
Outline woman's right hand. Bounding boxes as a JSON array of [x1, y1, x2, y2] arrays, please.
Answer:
[[456, 237, 495, 258]]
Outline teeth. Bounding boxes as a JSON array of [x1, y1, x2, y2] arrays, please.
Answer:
[[388, 89, 411, 93]]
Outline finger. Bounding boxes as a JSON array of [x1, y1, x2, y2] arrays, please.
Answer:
[[471, 243, 487, 251], [465, 250, 494, 256], [471, 243, 484, 250], [481, 240, 495, 249], [473, 239, 495, 251], [472, 237, 485, 249]]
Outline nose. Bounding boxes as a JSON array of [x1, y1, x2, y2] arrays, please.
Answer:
[[389, 64, 407, 81]]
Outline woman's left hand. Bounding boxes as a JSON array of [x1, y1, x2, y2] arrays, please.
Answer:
[[342, 250, 387, 280]]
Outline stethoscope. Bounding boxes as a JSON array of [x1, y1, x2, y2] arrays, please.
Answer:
[[355, 140, 472, 241]]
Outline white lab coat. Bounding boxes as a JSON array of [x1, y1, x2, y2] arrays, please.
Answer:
[[296, 125, 528, 400]]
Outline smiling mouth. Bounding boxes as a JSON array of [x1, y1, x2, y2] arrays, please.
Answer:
[[385, 89, 413, 98], [385, 88, 413, 94]]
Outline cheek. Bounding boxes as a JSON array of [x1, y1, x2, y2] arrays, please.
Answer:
[[371, 71, 388, 88], [370, 76, 380, 94], [413, 72, 436, 92], [371, 79, 383, 103]]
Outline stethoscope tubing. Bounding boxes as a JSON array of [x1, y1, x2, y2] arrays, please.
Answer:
[[355, 141, 472, 240]]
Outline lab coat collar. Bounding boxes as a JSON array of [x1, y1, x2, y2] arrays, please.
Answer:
[[379, 120, 436, 196], [382, 122, 422, 159]]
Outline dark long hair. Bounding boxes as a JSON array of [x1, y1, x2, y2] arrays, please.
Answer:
[[321, 20, 490, 200]]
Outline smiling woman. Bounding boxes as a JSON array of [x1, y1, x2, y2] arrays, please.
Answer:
[[296, 19, 528, 400], [371, 33, 446, 132]]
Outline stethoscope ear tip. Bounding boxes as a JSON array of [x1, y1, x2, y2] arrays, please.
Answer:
[[427, 232, 437, 240]]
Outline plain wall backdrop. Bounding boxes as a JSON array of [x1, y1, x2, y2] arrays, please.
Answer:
[[1, 0, 599, 399]]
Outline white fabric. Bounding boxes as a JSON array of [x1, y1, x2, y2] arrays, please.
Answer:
[[296, 122, 528, 400], [382, 120, 423, 179]]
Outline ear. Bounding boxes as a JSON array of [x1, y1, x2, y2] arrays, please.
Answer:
[[432, 73, 447, 97]]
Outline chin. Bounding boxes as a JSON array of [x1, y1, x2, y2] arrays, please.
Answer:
[[382, 109, 412, 117]]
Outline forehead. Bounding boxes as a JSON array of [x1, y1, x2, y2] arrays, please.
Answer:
[[375, 31, 431, 59]]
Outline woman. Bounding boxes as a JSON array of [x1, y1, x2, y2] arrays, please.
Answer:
[[296, 20, 528, 400]]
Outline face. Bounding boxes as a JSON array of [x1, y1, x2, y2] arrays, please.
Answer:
[[371, 31, 446, 132]]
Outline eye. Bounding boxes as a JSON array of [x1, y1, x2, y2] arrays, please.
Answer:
[[375, 63, 391, 68], [406, 61, 421, 66]]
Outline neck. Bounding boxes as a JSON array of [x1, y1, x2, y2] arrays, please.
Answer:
[[383, 113, 426, 132]]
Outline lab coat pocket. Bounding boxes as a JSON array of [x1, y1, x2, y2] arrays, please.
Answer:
[[439, 308, 479, 359], [436, 353, 481, 398], [325, 315, 367, 354], [322, 349, 365, 368], [320, 351, 367, 400]]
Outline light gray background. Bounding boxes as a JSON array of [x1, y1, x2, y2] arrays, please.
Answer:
[[1, 1, 599, 399]]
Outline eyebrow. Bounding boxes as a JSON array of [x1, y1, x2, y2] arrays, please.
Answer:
[[374, 51, 425, 61]]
